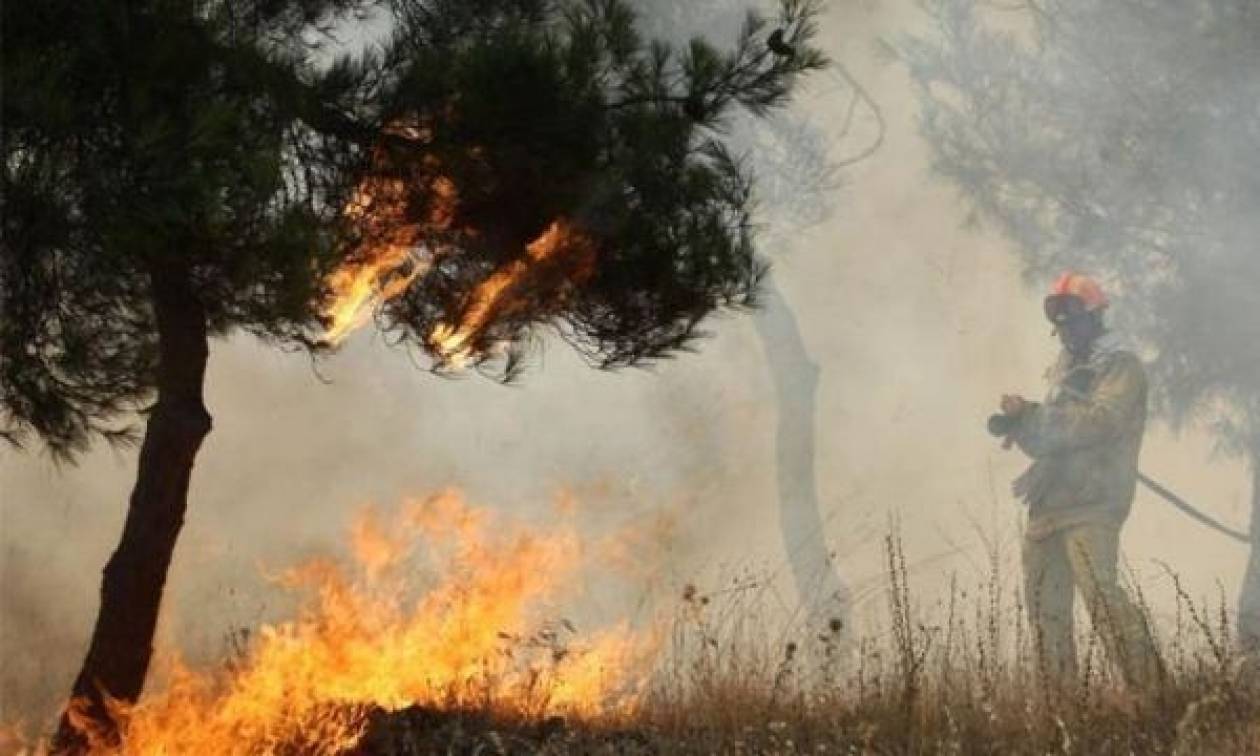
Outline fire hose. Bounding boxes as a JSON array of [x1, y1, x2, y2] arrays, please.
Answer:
[[1134, 472, 1249, 543], [988, 413, 1250, 544]]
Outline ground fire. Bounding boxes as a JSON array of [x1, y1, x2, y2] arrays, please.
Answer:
[[9, 492, 654, 755]]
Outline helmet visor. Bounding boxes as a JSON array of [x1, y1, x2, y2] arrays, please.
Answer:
[[1044, 294, 1089, 324]]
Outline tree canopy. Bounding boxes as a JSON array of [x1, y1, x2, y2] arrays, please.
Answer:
[[2, 0, 827, 457], [2, 0, 373, 455], [2, 1, 829, 743]]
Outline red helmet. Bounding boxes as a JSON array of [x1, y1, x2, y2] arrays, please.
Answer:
[[1044, 271, 1107, 323]]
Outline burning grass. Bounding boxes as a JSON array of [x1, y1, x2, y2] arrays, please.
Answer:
[[14, 492, 655, 755], [8, 504, 1260, 754]]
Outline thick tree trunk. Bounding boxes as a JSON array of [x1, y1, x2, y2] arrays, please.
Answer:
[[753, 277, 851, 632], [1238, 447, 1260, 654], [54, 264, 212, 753]]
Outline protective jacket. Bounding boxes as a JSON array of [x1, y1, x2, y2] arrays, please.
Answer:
[[1011, 347, 1148, 540]]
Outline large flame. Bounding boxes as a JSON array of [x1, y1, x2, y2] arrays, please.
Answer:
[[321, 122, 456, 346], [320, 122, 598, 359], [429, 219, 596, 369], [42, 491, 656, 755]]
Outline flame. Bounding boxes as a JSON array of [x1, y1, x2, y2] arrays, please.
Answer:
[[321, 122, 456, 346], [0, 723, 38, 756], [48, 491, 656, 755], [320, 121, 599, 361], [429, 219, 596, 368]]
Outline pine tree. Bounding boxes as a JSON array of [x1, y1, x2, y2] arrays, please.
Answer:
[[1, 0, 824, 747]]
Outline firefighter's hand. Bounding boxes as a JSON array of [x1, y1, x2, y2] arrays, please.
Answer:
[[1000, 394, 1028, 416]]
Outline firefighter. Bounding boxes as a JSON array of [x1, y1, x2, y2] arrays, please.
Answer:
[[993, 272, 1161, 688]]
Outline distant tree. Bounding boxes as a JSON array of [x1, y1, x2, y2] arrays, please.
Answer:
[[902, 0, 1260, 648], [631, 0, 885, 632], [1, 0, 825, 747]]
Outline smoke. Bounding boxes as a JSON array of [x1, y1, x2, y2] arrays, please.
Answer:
[[2, 0, 1253, 727]]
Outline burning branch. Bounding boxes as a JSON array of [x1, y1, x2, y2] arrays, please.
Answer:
[[321, 121, 456, 346], [320, 123, 598, 369], [428, 219, 597, 369]]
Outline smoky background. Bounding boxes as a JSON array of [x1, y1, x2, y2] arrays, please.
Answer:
[[1, 0, 1251, 726]]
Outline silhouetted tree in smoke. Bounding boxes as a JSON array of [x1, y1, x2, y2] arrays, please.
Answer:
[[631, 0, 885, 632], [902, 0, 1260, 650], [1, 0, 825, 747]]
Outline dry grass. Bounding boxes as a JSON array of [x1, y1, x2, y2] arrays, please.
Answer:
[[350, 534, 1260, 750], [623, 535, 1260, 755], [352, 533, 1260, 754], [16, 535, 1260, 755]]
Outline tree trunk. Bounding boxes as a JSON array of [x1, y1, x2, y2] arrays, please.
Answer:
[[54, 264, 212, 753], [1238, 446, 1260, 654], [753, 276, 851, 632]]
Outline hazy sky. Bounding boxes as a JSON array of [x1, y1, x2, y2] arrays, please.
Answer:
[[2, 0, 1252, 723]]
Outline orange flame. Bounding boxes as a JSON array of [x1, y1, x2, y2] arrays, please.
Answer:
[[47, 491, 656, 755], [0, 723, 37, 756], [321, 122, 456, 346], [320, 121, 598, 361], [429, 219, 596, 368]]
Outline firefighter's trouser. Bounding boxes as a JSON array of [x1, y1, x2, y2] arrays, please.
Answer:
[[1022, 521, 1161, 688]]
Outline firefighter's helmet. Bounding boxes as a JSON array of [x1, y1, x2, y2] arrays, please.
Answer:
[[1044, 271, 1107, 324]]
